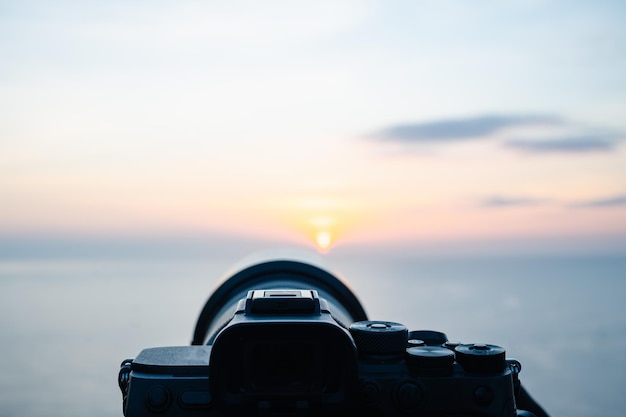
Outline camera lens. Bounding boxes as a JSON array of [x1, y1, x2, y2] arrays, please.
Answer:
[[191, 253, 368, 345]]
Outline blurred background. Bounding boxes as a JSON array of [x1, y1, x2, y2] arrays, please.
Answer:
[[1, 1, 625, 416]]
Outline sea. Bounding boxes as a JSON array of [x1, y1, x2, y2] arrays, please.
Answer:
[[0, 249, 624, 417]]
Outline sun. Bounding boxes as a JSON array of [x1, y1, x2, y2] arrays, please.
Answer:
[[315, 231, 332, 251], [267, 196, 371, 252]]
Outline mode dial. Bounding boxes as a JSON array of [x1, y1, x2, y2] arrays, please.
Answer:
[[350, 321, 408, 358]]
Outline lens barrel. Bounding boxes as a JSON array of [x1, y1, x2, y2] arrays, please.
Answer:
[[191, 254, 368, 345]]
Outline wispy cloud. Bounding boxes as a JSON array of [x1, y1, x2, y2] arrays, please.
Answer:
[[372, 114, 623, 155], [570, 195, 626, 208], [505, 135, 618, 153], [479, 194, 626, 209], [374, 114, 560, 142], [480, 195, 549, 207]]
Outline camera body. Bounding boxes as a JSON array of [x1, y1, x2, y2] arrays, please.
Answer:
[[119, 258, 529, 417]]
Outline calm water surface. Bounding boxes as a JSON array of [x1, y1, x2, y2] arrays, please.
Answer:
[[0, 253, 624, 417]]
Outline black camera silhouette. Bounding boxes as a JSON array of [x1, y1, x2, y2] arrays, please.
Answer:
[[118, 255, 548, 416]]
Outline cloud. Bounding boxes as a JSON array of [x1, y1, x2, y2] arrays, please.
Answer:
[[480, 194, 626, 209], [571, 195, 626, 208], [374, 114, 560, 142], [371, 114, 623, 155], [505, 136, 618, 153], [481, 196, 549, 207]]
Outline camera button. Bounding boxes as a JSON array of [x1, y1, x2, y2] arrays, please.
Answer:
[[408, 339, 425, 347], [358, 381, 381, 405], [146, 386, 171, 412], [395, 382, 422, 410], [474, 385, 494, 406]]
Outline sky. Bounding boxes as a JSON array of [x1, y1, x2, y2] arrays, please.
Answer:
[[1, 0, 625, 256]]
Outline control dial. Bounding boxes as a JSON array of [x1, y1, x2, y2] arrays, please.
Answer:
[[455, 343, 506, 374], [350, 321, 408, 357]]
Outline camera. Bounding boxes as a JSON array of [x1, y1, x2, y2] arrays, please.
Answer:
[[118, 254, 548, 416]]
